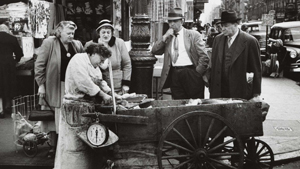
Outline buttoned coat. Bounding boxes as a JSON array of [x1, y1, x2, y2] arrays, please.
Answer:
[[210, 30, 262, 100], [35, 36, 84, 107], [151, 28, 209, 91]]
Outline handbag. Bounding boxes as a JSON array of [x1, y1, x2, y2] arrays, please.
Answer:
[[28, 97, 55, 121]]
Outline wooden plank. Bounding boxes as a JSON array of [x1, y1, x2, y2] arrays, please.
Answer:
[[82, 113, 149, 125], [97, 100, 264, 143]]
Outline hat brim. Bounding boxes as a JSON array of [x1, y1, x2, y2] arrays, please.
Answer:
[[165, 17, 183, 20], [96, 23, 114, 32], [220, 18, 242, 24]]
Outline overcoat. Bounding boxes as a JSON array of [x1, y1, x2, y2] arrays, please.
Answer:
[[210, 30, 262, 100], [0, 32, 23, 98], [35, 36, 84, 107], [151, 28, 209, 91]]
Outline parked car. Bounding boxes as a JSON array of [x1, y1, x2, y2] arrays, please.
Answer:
[[267, 21, 300, 77], [241, 21, 269, 57]]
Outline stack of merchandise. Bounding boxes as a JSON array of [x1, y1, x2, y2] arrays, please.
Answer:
[[5, 2, 32, 37]]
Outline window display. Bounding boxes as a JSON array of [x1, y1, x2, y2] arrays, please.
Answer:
[[66, 0, 111, 45]]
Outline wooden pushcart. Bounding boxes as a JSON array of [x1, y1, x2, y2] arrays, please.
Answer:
[[83, 98, 274, 169]]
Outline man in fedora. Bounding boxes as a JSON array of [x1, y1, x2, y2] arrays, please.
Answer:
[[151, 8, 209, 99], [209, 10, 262, 100]]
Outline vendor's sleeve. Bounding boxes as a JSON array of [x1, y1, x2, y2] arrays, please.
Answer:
[[71, 58, 101, 96], [100, 80, 111, 93]]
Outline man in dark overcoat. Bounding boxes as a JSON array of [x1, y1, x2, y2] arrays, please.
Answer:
[[210, 11, 262, 100]]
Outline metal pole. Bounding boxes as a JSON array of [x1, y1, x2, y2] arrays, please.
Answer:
[[109, 60, 116, 115], [266, 25, 268, 53]]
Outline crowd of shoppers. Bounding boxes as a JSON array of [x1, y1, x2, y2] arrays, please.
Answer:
[[1, 7, 265, 168]]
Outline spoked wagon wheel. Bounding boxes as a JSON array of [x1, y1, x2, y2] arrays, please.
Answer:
[[23, 141, 38, 157], [244, 138, 274, 169], [157, 111, 244, 169]]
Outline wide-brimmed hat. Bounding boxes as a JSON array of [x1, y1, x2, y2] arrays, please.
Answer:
[[96, 19, 114, 32], [220, 11, 241, 24], [165, 8, 183, 20]]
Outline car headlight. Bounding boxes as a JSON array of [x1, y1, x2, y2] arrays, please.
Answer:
[[289, 50, 297, 58]]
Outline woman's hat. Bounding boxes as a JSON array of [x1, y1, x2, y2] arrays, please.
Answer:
[[220, 11, 241, 23], [96, 19, 114, 32], [165, 8, 183, 20]]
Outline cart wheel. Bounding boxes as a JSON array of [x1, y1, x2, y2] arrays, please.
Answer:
[[157, 111, 244, 169], [244, 138, 274, 169], [23, 141, 38, 157]]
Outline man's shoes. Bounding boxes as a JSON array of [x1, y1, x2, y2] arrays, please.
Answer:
[[0, 112, 4, 118]]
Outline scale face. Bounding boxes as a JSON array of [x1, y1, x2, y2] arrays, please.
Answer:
[[86, 122, 108, 146]]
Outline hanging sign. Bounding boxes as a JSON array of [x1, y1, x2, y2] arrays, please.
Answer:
[[262, 14, 274, 26]]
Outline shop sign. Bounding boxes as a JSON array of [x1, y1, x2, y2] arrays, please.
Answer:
[[262, 14, 274, 26], [286, 3, 295, 10], [276, 13, 285, 19], [185, 1, 193, 22]]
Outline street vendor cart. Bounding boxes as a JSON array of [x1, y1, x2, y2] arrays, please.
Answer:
[[79, 98, 273, 169]]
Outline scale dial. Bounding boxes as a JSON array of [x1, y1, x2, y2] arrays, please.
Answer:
[[86, 123, 108, 146]]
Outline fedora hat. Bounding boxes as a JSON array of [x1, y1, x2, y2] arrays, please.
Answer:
[[96, 19, 114, 32], [220, 11, 241, 23], [165, 8, 183, 20]]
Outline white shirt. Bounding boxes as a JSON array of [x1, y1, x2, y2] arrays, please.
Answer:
[[64, 53, 111, 100], [172, 28, 193, 66], [228, 29, 239, 45]]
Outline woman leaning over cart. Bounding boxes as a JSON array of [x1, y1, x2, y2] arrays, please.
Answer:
[[54, 43, 116, 169], [85, 19, 132, 94], [34, 21, 84, 158]]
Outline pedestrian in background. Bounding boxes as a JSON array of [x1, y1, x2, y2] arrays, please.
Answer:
[[85, 19, 132, 95], [215, 20, 222, 34], [0, 24, 23, 118], [35, 21, 84, 158], [152, 8, 210, 99], [209, 10, 262, 100], [206, 27, 218, 48]]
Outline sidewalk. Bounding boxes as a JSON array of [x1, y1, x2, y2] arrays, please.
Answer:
[[0, 114, 54, 167], [0, 77, 299, 167], [259, 77, 300, 161]]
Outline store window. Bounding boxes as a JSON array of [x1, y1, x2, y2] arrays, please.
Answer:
[[65, 0, 112, 45]]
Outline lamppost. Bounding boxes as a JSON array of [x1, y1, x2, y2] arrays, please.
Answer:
[[129, 0, 157, 97]]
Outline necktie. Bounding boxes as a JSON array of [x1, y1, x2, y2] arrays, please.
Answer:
[[228, 37, 232, 48], [173, 33, 179, 64]]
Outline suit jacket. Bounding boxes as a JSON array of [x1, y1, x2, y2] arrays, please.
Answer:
[[210, 30, 262, 100], [151, 28, 209, 90], [35, 36, 84, 107]]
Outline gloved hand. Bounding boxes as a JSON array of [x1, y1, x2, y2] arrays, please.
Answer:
[[38, 84, 46, 98]]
